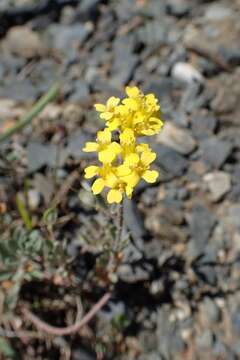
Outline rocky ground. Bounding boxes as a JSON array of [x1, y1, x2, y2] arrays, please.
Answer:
[[0, 0, 240, 359]]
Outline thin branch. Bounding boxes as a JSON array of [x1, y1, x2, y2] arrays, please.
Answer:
[[21, 292, 111, 336], [0, 83, 59, 143]]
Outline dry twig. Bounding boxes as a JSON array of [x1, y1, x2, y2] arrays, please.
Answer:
[[21, 292, 111, 336]]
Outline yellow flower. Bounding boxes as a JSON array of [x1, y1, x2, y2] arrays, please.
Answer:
[[83, 85, 163, 204], [95, 96, 120, 120], [120, 149, 159, 188], [83, 128, 121, 163], [103, 86, 164, 136], [84, 163, 133, 203]]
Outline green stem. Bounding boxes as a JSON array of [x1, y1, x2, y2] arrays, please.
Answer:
[[0, 83, 59, 143]]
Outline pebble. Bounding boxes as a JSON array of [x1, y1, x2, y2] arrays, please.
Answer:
[[152, 144, 188, 178], [196, 329, 214, 350], [187, 204, 216, 258], [49, 23, 93, 51], [199, 297, 221, 325], [203, 171, 231, 201], [200, 137, 233, 169], [157, 122, 197, 155], [3, 26, 46, 58], [171, 62, 203, 85]]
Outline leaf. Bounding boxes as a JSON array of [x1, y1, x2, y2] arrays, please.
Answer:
[[43, 207, 58, 226], [16, 194, 32, 231], [0, 337, 16, 358]]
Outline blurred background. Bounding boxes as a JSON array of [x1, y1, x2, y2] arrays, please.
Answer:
[[0, 0, 240, 359]]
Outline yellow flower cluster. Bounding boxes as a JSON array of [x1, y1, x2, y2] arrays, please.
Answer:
[[83, 86, 164, 204]]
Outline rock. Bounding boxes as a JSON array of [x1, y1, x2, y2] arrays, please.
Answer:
[[152, 144, 188, 178], [187, 204, 216, 258], [68, 81, 90, 104], [199, 297, 221, 325], [171, 62, 203, 85], [75, 0, 101, 21], [232, 311, 240, 336], [110, 52, 139, 87], [204, 3, 233, 21], [26, 142, 68, 172], [124, 199, 146, 250], [191, 113, 217, 138], [203, 171, 231, 201], [156, 122, 197, 155], [118, 263, 151, 283], [225, 205, 240, 231], [157, 308, 186, 358], [166, 0, 192, 18], [0, 80, 39, 101], [49, 23, 93, 51], [200, 137, 232, 169], [196, 329, 214, 350], [3, 26, 45, 58], [137, 20, 171, 47]]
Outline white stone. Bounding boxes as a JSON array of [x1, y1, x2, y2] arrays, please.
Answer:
[[203, 171, 231, 201], [172, 62, 204, 85], [157, 122, 197, 155]]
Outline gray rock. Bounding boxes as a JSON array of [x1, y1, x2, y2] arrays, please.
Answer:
[[69, 81, 90, 104], [225, 204, 240, 230], [166, 0, 192, 17], [203, 171, 231, 201], [232, 311, 240, 336], [191, 113, 217, 138], [26, 142, 68, 172], [187, 204, 216, 258], [152, 144, 188, 178], [196, 329, 214, 350], [157, 122, 197, 155], [124, 199, 146, 250], [110, 52, 139, 87], [200, 297, 221, 325], [157, 308, 186, 358], [200, 137, 232, 169], [0, 80, 39, 101], [49, 23, 93, 51]]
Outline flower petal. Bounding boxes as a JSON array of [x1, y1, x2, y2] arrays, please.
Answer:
[[94, 104, 106, 112], [124, 153, 139, 166], [107, 118, 120, 131], [142, 170, 158, 183], [100, 112, 113, 120], [109, 142, 122, 155], [92, 178, 105, 195], [107, 189, 122, 204], [125, 86, 140, 98], [107, 96, 120, 108], [120, 128, 135, 146], [124, 172, 140, 188], [99, 149, 115, 163], [141, 151, 156, 166], [97, 129, 111, 145], [126, 185, 133, 199], [117, 164, 131, 177], [83, 142, 99, 152], [84, 166, 99, 179]]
